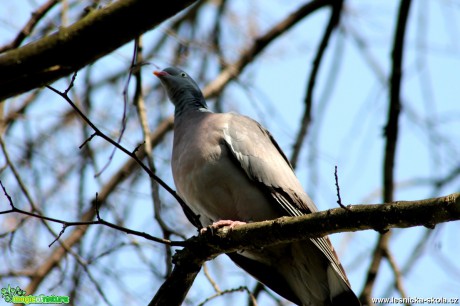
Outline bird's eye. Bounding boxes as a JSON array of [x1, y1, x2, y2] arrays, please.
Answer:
[[180, 72, 187, 78]]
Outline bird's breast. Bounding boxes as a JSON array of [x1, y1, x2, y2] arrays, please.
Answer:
[[172, 113, 279, 226]]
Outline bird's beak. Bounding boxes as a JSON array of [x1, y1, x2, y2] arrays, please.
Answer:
[[153, 70, 168, 77]]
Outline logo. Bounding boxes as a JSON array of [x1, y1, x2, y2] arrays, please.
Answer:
[[1, 285, 70, 304]]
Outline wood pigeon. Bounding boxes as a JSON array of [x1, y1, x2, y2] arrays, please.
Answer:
[[154, 67, 361, 306]]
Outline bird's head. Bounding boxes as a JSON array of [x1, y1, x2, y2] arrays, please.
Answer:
[[154, 67, 207, 114]]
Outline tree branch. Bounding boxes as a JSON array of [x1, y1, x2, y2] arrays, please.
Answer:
[[17, 3, 330, 290], [201, 0, 331, 99], [46, 80, 202, 227], [21, 118, 173, 295], [0, 0, 61, 53], [0, 180, 175, 255], [385, 0, 412, 203], [0, 0, 198, 100], [150, 192, 460, 306], [290, 0, 343, 168], [361, 1, 413, 304]]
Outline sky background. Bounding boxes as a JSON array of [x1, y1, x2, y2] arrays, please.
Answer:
[[1, 1, 459, 305]]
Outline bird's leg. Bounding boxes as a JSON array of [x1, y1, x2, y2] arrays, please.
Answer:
[[212, 219, 247, 229], [200, 220, 247, 235]]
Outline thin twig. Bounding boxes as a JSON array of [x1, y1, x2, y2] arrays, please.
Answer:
[[247, 283, 264, 306], [23, 117, 175, 295], [46, 82, 201, 227], [360, 1, 413, 304], [203, 263, 221, 293], [0, 134, 111, 299], [132, 36, 178, 276], [0, 0, 61, 53], [290, 0, 343, 168], [0, 180, 179, 247], [383, 246, 408, 304], [0, 136, 43, 214], [198, 286, 256, 306], [201, 0, 331, 99], [334, 165, 346, 209], [94, 43, 134, 177], [2, 90, 42, 133], [382, 228, 433, 297]]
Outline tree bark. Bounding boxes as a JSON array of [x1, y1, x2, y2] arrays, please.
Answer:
[[0, 0, 197, 100], [150, 192, 460, 305]]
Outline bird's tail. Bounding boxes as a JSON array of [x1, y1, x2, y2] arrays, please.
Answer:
[[327, 264, 361, 306], [286, 240, 361, 306]]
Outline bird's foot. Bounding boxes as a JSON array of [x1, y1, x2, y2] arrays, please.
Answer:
[[200, 220, 246, 235]]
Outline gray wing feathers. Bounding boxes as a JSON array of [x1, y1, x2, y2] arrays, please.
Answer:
[[222, 113, 352, 288], [311, 237, 351, 287], [223, 114, 316, 214]]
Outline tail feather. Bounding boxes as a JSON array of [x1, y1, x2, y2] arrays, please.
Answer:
[[327, 265, 361, 306], [331, 290, 361, 306], [228, 240, 361, 306]]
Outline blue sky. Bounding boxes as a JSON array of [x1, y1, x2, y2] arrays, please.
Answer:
[[1, 1, 459, 305]]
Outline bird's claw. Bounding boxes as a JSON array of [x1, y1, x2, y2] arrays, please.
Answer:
[[200, 220, 246, 235]]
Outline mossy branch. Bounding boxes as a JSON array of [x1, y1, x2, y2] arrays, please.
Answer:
[[0, 0, 197, 100]]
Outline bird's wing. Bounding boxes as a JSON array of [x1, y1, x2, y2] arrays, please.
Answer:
[[222, 113, 351, 286], [223, 113, 316, 214]]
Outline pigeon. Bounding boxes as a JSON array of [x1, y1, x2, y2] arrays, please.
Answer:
[[154, 67, 361, 306]]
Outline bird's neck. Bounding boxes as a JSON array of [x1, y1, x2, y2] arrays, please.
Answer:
[[174, 93, 211, 117]]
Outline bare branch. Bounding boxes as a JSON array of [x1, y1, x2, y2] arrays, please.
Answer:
[[202, 263, 221, 293], [17, 118, 173, 294], [361, 2, 413, 304], [383, 247, 408, 303], [201, 0, 331, 99], [0, 0, 61, 53], [334, 165, 347, 209], [290, 0, 343, 168], [0, 0, 198, 100], [46, 83, 202, 227], [150, 192, 460, 306], [0, 180, 175, 246], [385, 0, 413, 203], [198, 286, 256, 306]]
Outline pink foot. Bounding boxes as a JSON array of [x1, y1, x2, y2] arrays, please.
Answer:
[[200, 220, 247, 234]]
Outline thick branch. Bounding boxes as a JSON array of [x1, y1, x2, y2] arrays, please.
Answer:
[[0, 0, 197, 100], [150, 192, 460, 306]]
